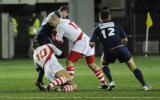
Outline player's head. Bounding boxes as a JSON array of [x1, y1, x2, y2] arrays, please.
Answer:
[[48, 11, 61, 27], [99, 8, 110, 22], [102, 6, 110, 12], [59, 5, 69, 18]]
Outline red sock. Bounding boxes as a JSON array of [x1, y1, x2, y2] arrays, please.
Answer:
[[94, 68, 107, 85], [49, 77, 67, 88], [61, 85, 74, 92], [66, 66, 75, 79]]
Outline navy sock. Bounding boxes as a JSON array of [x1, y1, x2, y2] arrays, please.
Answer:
[[133, 68, 146, 86], [102, 66, 113, 82]]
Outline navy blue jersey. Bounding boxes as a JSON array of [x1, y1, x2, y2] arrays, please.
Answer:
[[90, 21, 127, 51], [37, 22, 55, 45], [38, 22, 54, 38]]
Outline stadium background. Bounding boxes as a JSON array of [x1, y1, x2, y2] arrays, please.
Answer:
[[0, 0, 160, 59], [0, 0, 160, 99]]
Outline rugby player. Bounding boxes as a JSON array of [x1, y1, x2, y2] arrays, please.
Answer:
[[89, 9, 151, 91]]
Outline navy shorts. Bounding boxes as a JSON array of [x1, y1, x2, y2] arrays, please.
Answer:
[[103, 46, 132, 63], [37, 33, 53, 45]]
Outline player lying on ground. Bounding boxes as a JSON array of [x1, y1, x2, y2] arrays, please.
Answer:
[[33, 40, 77, 92], [90, 9, 151, 91], [47, 12, 112, 90]]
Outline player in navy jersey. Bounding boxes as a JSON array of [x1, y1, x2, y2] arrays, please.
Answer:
[[90, 9, 151, 91], [37, 6, 69, 45]]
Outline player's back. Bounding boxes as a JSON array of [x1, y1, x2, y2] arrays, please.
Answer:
[[57, 19, 83, 42], [38, 16, 54, 37], [96, 21, 125, 51], [33, 44, 54, 69]]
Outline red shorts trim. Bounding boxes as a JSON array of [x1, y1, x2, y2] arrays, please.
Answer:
[[85, 55, 95, 64], [68, 51, 83, 63]]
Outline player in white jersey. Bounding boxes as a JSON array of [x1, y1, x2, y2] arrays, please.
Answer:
[[47, 12, 110, 89], [37, 6, 69, 45], [33, 41, 77, 92]]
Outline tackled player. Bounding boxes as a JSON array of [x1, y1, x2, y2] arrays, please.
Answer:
[[33, 40, 77, 92]]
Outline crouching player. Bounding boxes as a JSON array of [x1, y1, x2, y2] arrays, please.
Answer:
[[33, 40, 77, 92]]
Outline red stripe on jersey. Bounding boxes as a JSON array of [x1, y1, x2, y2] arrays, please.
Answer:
[[73, 32, 83, 44], [69, 20, 78, 30], [43, 45, 54, 68]]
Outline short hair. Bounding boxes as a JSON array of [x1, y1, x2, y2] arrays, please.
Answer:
[[49, 11, 61, 19], [54, 11, 61, 18], [59, 6, 69, 13], [99, 9, 110, 20]]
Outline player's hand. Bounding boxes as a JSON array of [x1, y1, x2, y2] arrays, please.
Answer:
[[52, 31, 57, 37], [89, 42, 95, 48], [57, 52, 65, 58], [35, 80, 46, 91]]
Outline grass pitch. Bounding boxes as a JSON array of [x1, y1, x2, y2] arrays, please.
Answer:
[[0, 56, 160, 100]]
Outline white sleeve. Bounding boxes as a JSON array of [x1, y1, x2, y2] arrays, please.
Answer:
[[48, 44, 62, 56], [55, 25, 65, 43]]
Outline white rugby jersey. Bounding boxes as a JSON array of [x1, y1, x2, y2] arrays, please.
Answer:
[[55, 19, 83, 43], [33, 44, 62, 69]]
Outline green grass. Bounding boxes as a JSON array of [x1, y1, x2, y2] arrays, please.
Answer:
[[0, 56, 160, 100]]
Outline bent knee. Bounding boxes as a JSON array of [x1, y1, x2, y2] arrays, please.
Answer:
[[126, 58, 137, 71], [101, 60, 110, 66]]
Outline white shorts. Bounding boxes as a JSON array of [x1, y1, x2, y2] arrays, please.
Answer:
[[72, 34, 95, 57], [44, 54, 64, 82]]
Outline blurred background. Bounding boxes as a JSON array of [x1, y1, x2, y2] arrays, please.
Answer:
[[0, 0, 160, 59]]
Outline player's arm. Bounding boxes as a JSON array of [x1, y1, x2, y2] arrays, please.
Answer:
[[48, 44, 62, 56], [122, 37, 128, 45], [35, 64, 44, 83], [34, 64, 46, 91], [117, 23, 128, 45], [52, 26, 64, 44], [89, 27, 99, 48]]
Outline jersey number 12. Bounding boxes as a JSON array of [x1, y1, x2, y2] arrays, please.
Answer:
[[101, 28, 115, 39]]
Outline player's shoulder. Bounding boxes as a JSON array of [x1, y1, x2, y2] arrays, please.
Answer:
[[58, 19, 69, 28], [46, 44, 54, 47], [60, 19, 70, 24], [98, 21, 115, 29]]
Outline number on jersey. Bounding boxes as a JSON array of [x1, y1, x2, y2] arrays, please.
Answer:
[[101, 27, 115, 39], [36, 48, 47, 61]]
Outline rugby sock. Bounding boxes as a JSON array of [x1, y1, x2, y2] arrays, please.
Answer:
[[133, 68, 146, 86], [102, 66, 113, 82], [49, 77, 67, 88], [66, 66, 75, 79], [94, 68, 107, 85], [61, 85, 74, 92]]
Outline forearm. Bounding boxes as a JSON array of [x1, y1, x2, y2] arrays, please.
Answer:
[[89, 42, 95, 48], [37, 68, 44, 82], [122, 37, 128, 45]]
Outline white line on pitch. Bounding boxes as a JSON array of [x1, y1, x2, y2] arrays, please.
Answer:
[[0, 97, 160, 99]]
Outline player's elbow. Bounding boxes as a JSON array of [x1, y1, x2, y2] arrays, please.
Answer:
[[55, 37, 63, 44], [56, 40, 63, 44], [89, 42, 95, 48], [122, 37, 128, 45]]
